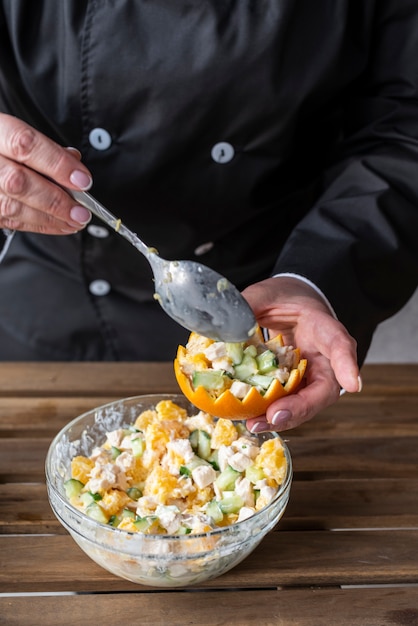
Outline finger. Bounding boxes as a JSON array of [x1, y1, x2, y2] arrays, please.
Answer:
[[267, 376, 340, 431], [327, 332, 361, 393], [246, 418, 279, 434], [247, 383, 337, 433], [0, 155, 91, 233], [65, 146, 82, 161], [0, 113, 92, 191], [247, 357, 341, 433], [0, 194, 90, 234], [304, 314, 361, 393]]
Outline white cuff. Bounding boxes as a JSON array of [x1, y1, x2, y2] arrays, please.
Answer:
[[272, 272, 338, 319], [0, 229, 16, 264]]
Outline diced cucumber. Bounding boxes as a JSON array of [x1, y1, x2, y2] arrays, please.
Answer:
[[111, 446, 121, 459], [121, 508, 136, 519], [218, 494, 244, 515], [108, 514, 121, 527], [185, 454, 211, 472], [131, 437, 145, 457], [134, 515, 158, 533], [189, 429, 212, 460], [192, 370, 227, 391], [207, 449, 220, 471], [256, 349, 278, 373], [64, 478, 84, 499], [126, 425, 140, 434], [189, 429, 199, 452], [127, 487, 142, 501], [225, 342, 245, 365], [79, 491, 94, 506], [180, 465, 192, 477], [245, 465, 266, 484], [197, 429, 212, 460], [244, 345, 258, 358], [177, 526, 192, 535], [235, 422, 250, 437], [247, 374, 274, 391], [215, 465, 241, 491], [206, 499, 224, 524], [79, 491, 102, 507], [85, 502, 108, 524], [234, 354, 258, 381]]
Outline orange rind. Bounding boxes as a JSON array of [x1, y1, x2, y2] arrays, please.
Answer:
[[174, 330, 307, 420]]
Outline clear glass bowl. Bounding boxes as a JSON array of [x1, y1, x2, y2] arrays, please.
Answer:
[[45, 394, 292, 587]]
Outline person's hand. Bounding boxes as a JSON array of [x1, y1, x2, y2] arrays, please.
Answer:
[[0, 113, 93, 234], [242, 276, 361, 432]]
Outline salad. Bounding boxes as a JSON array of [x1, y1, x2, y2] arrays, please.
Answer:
[[65, 399, 287, 536], [174, 328, 307, 419]]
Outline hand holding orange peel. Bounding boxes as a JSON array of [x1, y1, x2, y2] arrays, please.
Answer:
[[174, 327, 307, 420]]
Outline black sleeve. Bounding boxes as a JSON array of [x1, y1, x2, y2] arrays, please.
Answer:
[[273, 0, 418, 363]]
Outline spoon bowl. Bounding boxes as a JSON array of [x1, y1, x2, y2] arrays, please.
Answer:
[[68, 190, 257, 342]]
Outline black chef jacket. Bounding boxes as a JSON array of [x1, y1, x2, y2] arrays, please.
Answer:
[[1, 1, 418, 362]]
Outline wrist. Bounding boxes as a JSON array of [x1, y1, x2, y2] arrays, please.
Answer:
[[272, 272, 338, 319]]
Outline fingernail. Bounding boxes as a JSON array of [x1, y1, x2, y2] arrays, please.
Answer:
[[249, 421, 272, 434], [271, 409, 292, 427], [70, 206, 91, 225], [70, 169, 92, 190], [66, 146, 82, 159], [60, 227, 79, 234], [357, 375, 363, 393]]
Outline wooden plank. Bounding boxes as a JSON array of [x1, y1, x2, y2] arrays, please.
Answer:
[[1, 587, 417, 626], [360, 364, 418, 395], [0, 484, 61, 535], [291, 394, 418, 438], [282, 478, 418, 530], [0, 363, 417, 398], [2, 394, 418, 439], [0, 363, 178, 397], [1, 530, 417, 593], [0, 438, 51, 482], [3, 433, 417, 483], [287, 436, 418, 479], [0, 397, 119, 437], [2, 478, 418, 535], [1, 365, 418, 441]]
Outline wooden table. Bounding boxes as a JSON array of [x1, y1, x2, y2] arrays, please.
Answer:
[[1, 363, 417, 625]]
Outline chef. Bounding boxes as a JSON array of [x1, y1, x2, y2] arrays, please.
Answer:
[[1, 1, 418, 432]]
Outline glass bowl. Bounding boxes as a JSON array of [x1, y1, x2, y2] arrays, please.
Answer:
[[45, 394, 292, 587]]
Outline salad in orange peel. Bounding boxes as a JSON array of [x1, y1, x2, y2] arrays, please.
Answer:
[[174, 326, 307, 420]]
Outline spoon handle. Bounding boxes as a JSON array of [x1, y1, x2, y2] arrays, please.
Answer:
[[68, 189, 151, 257]]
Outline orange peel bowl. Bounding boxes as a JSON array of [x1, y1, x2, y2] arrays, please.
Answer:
[[174, 332, 307, 420]]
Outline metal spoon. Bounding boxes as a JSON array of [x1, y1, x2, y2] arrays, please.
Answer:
[[68, 189, 257, 342]]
